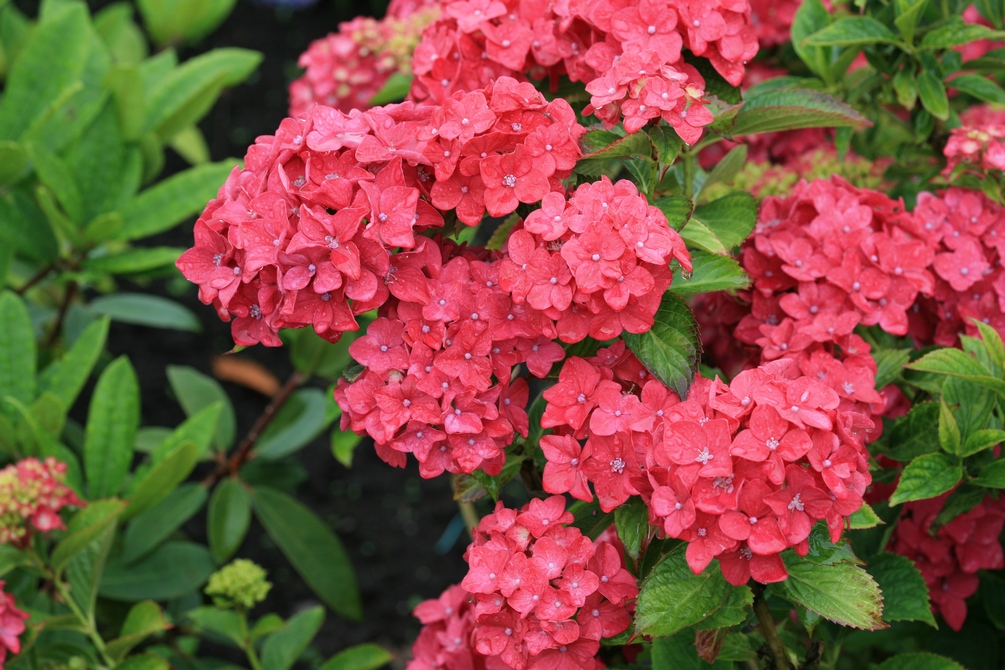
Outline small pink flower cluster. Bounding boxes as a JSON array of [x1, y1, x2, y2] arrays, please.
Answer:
[[748, 0, 801, 47], [541, 346, 873, 584], [409, 496, 636, 670], [333, 177, 689, 477], [176, 77, 584, 347], [887, 493, 1005, 631], [0, 582, 27, 667], [410, 0, 758, 142], [289, 5, 439, 117], [943, 104, 1005, 177], [0, 458, 83, 548], [911, 187, 1005, 346]]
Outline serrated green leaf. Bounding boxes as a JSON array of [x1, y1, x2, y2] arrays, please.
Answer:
[[90, 293, 202, 332], [803, 17, 899, 46], [166, 366, 236, 450], [650, 125, 683, 181], [907, 348, 1005, 395], [671, 251, 750, 297], [51, 499, 127, 575], [319, 643, 394, 670], [890, 452, 962, 506], [100, 541, 215, 601], [655, 195, 694, 231], [885, 402, 940, 462], [962, 428, 1005, 457], [973, 459, 1005, 488], [123, 440, 200, 520], [730, 87, 871, 136], [251, 486, 361, 620], [207, 477, 251, 564], [652, 634, 732, 669], [261, 606, 325, 670], [875, 653, 965, 670], [873, 348, 911, 388], [635, 546, 730, 637], [38, 317, 109, 411], [849, 502, 883, 529], [121, 483, 208, 563], [115, 160, 238, 240], [779, 554, 886, 629], [920, 19, 1005, 49], [866, 552, 936, 626], [690, 192, 757, 252], [486, 214, 519, 252], [84, 356, 139, 498], [692, 584, 754, 631], [0, 291, 36, 418], [681, 220, 727, 255], [614, 497, 649, 561], [369, 71, 413, 106], [84, 247, 184, 275], [917, 71, 950, 121], [950, 73, 1005, 103], [938, 399, 961, 456], [623, 293, 702, 399]]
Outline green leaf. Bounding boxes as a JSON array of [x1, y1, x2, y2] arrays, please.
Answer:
[[115, 160, 238, 240], [875, 653, 966, 670], [0, 140, 29, 186], [84, 356, 140, 498], [873, 348, 911, 389], [866, 552, 936, 626], [106, 600, 171, 661], [331, 428, 363, 468], [486, 214, 520, 252], [973, 459, 1005, 488], [690, 192, 758, 252], [89, 293, 202, 332], [699, 145, 747, 199], [113, 653, 170, 670], [681, 220, 727, 255], [907, 348, 1005, 395], [791, 0, 833, 81], [889, 452, 962, 506], [84, 247, 184, 275], [962, 428, 1005, 457], [169, 124, 212, 165], [974, 319, 1005, 371], [369, 71, 413, 106], [0, 185, 59, 262], [123, 440, 200, 519], [917, 71, 950, 121], [634, 546, 731, 637], [623, 157, 657, 197], [261, 606, 325, 670], [623, 293, 702, 399], [920, 19, 1005, 49], [51, 499, 127, 575], [319, 643, 394, 670], [692, 584, 754, 631], [0, 291, 36, 418], [849, 502, 883, 529], [892, 69, 918, 110], [932, 484, 985, 529], [186, 606, 244, 645], [614, 497, 649, 561], [938, 399, 961, 456], [65, 504, 119, 617], [38, 317, 109, 411], [885, 402, 940, 462], [671, 251, 749, 297], [166, 366, 236, 450], [138, 0, 238, 46], [150, 402, 223, 462], [649, 125, 683, 181], [255, 388, 336, 459], [100, 541, 215, 601], [251, 486, 361, 620], [803, 17, 899, 47], [950, 73, 1005, 103], [251, 613, 286, 640], [121, 483, 208, 563], [207, 477, 251, 564], [654, 195, 694, 231], [982, 572, 1005, 629], [895, 0, 930, 44], [779, 554, 886, 630], [730, 87, 871, 136], [145, 48, 261, 139], [652, 634, 732, 669], [93, 4, 148, 65]]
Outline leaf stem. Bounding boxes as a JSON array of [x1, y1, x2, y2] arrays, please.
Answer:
[[14, 264, 56, 296], [44, 281, 77, 348], [753, 585, 792, 670], [238, 609, 265, 670], [47, 567, 115, 668]]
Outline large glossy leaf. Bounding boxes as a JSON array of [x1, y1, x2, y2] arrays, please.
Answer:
[[866, 552, 936, 626], [730, 87, 871, 136], [779, 553, 886, 629], [690, 192, 758, 252], [101, 541, 215, 601], [671, 251, 749, 297], [84, 356, 140, 498], [121, 484, 208, 563], [255, 388, 337, 459], [51, 499, 127, 575], [251, 486, 361, 621], [166, 366, 236, 450], [123, 440, 200, 520], [890, 452, 962, 505], [634, 546, 732, 637], [261, 606, 325, 670], [89, 294, 202, 332], [623, 293, 702, 398], [207, 477, 251, 564], [803, 17, 899, 46]]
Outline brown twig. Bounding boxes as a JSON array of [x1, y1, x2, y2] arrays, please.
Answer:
[[14, 264, 56, 296], [753, 585, 793, 670], [204, 370, 307, 486], [45, 282, 78, 348]]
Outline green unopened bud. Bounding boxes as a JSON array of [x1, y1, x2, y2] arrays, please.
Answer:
[[205, 559, 271, 610]]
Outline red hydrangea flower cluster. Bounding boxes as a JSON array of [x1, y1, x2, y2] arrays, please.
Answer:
[[177, 77, 584, 347], [289, 5, 440, 117], [333, 177, 689, 477], [748, 0, 801, 47], [0, 458, 84, 548], [409, 496, 637, 670], [540, 343, 873, 585], [0, 581, 27, 667], [409, 0, 758, 143], [910, 187, 1005, 346], [887, 492, 1005, 631], [942, 104, 1005, 177]]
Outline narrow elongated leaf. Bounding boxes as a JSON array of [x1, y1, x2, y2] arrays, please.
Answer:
[[84, 247, 185, 275], [866, 552, 936, 626], [0, 291, 36, 418], [255, 388, 336, 459], [84, 356, 140, 498], [38, 317, 109, 411], [65, 507, 118, 618], [0, 186, 59, 261], [0, 141, 29, 186], [634, 546, 732, 637], [876, 653, 965, 670], [122, 484, 208, 563], [950, 73, 1005, 103], [166, 366, 235, 449], [150, 402, 222, 462], [920, 20, 1005, 49], [186, 606, 244, 645], [918, 71, 950, 121], [803, 17, 899, 46], [890, 453, 962, 506], [319, 643, 394, 670], [207, 477, 252, 564], [671, 251, 750, 297], [90, 293, 202, 332], [580, 130, 651, 160], [115, 160, 238, 240], [779, 554, 886, 629], [106, 600, 171, 661], [113, 655, 170, 670], [51, 499, 127, 575], [792, 0, 833, 81], [123, 440, 200, 520], [101, 541, 215, 601], [730, 88, 871, 136], [623, 293, 702, 398], [251, 486, 361, 621], [261, 606, 325, 670]]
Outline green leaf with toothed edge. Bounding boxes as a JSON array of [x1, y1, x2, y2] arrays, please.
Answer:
[[623, 293, 702, 399]]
